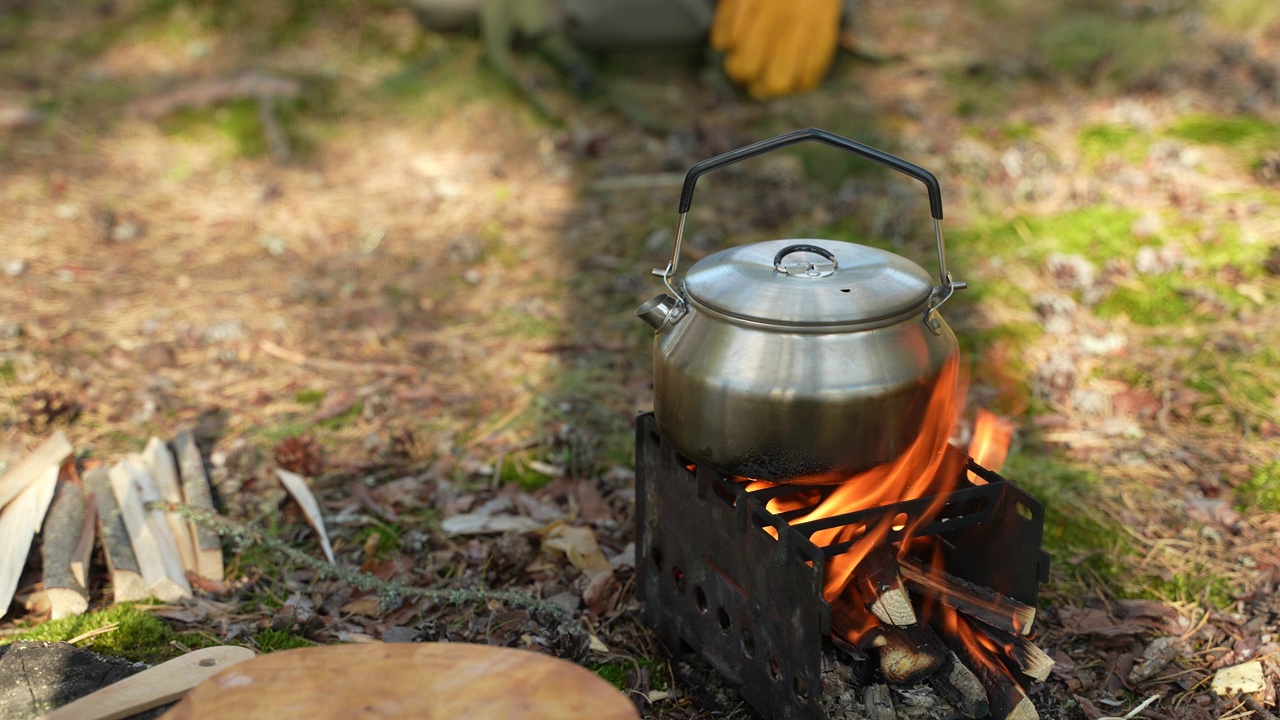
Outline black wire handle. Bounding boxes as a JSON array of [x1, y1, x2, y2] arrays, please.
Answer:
[[678, 127, 943, 219]]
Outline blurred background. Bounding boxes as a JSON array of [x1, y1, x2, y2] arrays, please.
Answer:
[[1, 0, 1279, 715]]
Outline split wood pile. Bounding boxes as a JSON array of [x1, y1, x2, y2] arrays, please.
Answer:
[[0, 429, 224, 620]]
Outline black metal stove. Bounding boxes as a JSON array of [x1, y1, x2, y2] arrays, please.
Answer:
[[634, 412, 1050, 720]]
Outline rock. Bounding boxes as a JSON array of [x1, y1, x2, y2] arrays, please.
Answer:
[[3, 258, 24, 277]]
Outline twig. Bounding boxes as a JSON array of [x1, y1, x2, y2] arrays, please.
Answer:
[[165, 502, 577, 628], [1240, 694, 1280, 720], [258, 340, 418, 376]]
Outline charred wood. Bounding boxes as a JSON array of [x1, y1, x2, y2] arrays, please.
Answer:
[[948, 631, 1039, 720], [874, 622, 947, 686], [927, 650, 989, 718], [863, 684, 896, 720], [899, 554, 1036, 636], [851, 546, 917, 626], [972, 623, 1055, 682]]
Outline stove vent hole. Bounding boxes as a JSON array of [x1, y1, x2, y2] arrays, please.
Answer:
[[694, 586, 708, 613], [672, 566, 686, 593], [891, 512, 909, 531], [741, 628, 755, 658], [651, 546, 664, 570], [792, 676, 808, 704], [716, 607, 731, 634], [767, 654, 781, 682]]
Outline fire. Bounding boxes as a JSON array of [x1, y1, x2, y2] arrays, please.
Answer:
[[968, 408, 1015, 483], [738, 356, 1020, 606]]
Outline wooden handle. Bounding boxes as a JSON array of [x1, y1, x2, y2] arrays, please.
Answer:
[[38, 646, 256, 720]]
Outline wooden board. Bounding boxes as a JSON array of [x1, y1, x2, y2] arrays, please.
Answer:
[[161, 643, 641, 720], [0, 465, 60, 620]]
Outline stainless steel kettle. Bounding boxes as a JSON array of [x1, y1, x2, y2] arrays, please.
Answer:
[[636, 128, 966, 483]]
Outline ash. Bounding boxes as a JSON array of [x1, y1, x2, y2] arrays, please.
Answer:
[[821, 646, 962, 720]]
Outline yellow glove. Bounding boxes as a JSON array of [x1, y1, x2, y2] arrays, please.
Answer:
[[710, 0, 842, 100]]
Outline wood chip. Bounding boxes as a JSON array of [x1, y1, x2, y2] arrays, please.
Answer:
[[275, 469, 335, 563]]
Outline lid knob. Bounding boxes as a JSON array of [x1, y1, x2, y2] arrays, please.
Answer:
[[773, 244, 839, 278]]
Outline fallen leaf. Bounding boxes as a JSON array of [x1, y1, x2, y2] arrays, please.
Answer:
[[588, 634, 609, 653], [441, 513, 543, 535], [646, 690, 670, 702], [1059, 607, 1148, 637], [583, 568, 621, 616], [341, 596, 384, 617], [1210, 661, 1265, 696], [574, 480, 613, 524], [541, 523, 612, 578]]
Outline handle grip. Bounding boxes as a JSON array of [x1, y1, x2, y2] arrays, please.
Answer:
[[678, 127, 943, 219]]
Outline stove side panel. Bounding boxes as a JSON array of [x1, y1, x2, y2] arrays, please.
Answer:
[[636, 413, 828, 720]]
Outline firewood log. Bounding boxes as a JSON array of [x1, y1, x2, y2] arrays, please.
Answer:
[[899, 554, 1036, 635], [40, 479, 90, 619], [173, 431, 224, 581], [850, 546, 917, 626], [86, 467, 149, 603]]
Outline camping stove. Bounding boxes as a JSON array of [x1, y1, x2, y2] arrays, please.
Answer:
[[634, 412, 1050, 720]]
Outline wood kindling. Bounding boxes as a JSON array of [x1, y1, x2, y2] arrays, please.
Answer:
[[173, 430, 224, 581], [0, 464, 60, 620], [899, 554, 1036, 636], [928, 650, 990, 719], [108, 459, 192, 602], [40, 477, 91, 620], [0, 431, 72, 510], [143, 437, 197, 573], [86, 466, 149, 603]]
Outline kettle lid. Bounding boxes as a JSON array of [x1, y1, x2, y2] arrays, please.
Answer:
[[682, 239, 934, 327]]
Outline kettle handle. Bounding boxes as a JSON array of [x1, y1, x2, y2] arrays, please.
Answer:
[[655, 128, 962, 323], [678, 127, 943, 219]]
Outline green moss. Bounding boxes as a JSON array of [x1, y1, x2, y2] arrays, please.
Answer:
[[498, 456, 553, 491], [1093, 275, 1194, 325], [295, 389, 326, 405], [1168, 115, 1280, 150], [253, 628, 314, 653], [1079, 124, 1149, 164], [0, 604, 215, 664], [1209, 0, 1280, 33], [953, 207, 1142, 265], [1125, 573, 1236, 610], [590, 657, 667, 692], [1237, 462, 1280, 513], [1037, 14, 1183, 86], [0, 361, 14, 382]]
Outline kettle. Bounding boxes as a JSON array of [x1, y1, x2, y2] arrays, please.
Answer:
[[636, 128, 966, 483]]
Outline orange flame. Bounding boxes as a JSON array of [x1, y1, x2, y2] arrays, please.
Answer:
[[968, 409, 1015, 484]]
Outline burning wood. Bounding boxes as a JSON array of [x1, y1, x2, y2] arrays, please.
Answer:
[[972, 623, 1055, 683], [849, 547, 917, 627], [899, 554, 1036, 636], [928, 650, 989, 719], [871, 622, 947, 685]]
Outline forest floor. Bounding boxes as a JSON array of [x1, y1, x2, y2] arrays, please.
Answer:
[[1, 0, 1279, 718]]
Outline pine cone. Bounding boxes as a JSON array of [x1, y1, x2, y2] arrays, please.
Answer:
[[17, 390, 80, 433], [274, 434, 325, 477]]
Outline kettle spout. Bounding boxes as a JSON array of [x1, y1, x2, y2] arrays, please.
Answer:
[[636, 294, 682, 331]]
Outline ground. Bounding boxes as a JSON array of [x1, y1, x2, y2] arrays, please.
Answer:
[[1, 0, 1279, 718]]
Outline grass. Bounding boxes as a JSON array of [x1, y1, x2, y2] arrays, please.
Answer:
[[1079, 123, 1150, 165], [0, 604, 217, 664]]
